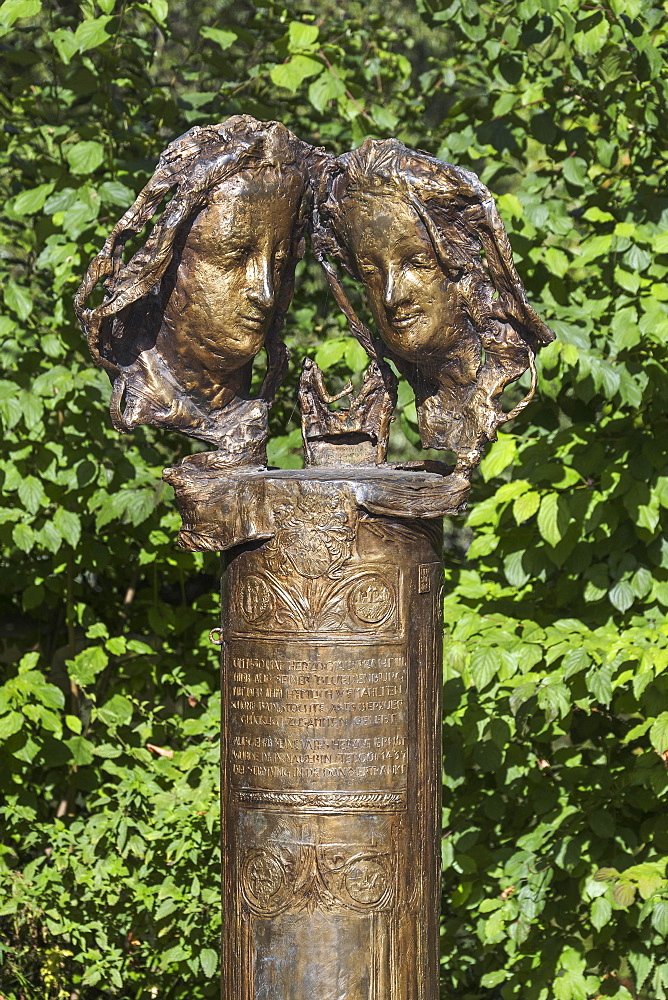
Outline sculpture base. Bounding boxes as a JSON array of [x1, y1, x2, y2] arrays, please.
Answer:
[[164, 465, 457, 999]]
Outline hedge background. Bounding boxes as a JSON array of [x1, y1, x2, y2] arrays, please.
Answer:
[[1, 1, 668, 997]]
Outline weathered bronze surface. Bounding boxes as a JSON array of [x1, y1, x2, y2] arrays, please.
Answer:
[[162, 463, 454, 1000], [77, 115, 552, 998], [216, 474, 444, 1000], [75, 116, 311, 460], [310, 139, 554, 472]]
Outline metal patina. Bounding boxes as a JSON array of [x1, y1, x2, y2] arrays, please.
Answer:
[[77, 114, 552, 999]]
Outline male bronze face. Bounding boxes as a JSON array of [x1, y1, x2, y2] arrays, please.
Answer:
[[312, 138, 554, 470], [75, 117, 309, 451]]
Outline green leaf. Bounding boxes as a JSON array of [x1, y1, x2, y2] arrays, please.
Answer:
[[65, 714, 82, 734], [38, 519, 62, 553], [594, 868, 619, 882], [4, 280, 33, 321], [12, 523, 34, 553], [612, 881, 636, 907], [562, 156, 588, 187], [141, 0, 168, 23], [480, 970, 509, 988], [18, 476, 45, 514], [537, 682, 570, 720], [0, 711, 24, 741], [99, 180, 134, 207], [155, 898, 179, 920], [66, 735, 94, 766], [469, 647, 498, 689], [68, 646, 108, 686], [629, 950, 654, 992], [49, 27, 77, 64], [0, 0, 41, 28], [609, 581, 634, 613], [74, 15, 114, 52], [587, 665, 613, 705], [199, 25, 236, 50], [591, 895, 612, 930], [13, 182, 55, 216], [561, 646, 590, 678], [200, 948, 218, 977], [650, 713, 668, 754], [288, 20, 319, 50], [554, 969, 588, 1000], [537, 492, 570, 547], [371, 104, 399, 131], [315, 338, 347, 369], [344, 339, 369, 373], [653, 902, 668, 936], [631, 566, 653, 598], [270, 55, 323, 91], [503, 550, 529, 588], [574, 13, 609, 56], [479, 435, 517, 481], [65, 141, 105, 176], [96, 694, 133, 728], [308, 71, 346, 112], [513, 490, 540, 524], [53, 508, 81, 547]]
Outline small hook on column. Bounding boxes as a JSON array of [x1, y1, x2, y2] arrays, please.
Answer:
[[209, 628, 224, 645]]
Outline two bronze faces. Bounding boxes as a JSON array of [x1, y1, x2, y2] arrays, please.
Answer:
[[75, 115, 553, 477]]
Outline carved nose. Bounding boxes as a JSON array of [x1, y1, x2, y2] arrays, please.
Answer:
[[249, 261, 274, 312], [383, 268, 402, 309]]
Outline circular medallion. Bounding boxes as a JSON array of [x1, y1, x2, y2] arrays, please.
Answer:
[[242, 852, 284, 909], [240, 575, 274, 623], [345, 858, 388, 905], [348, 576, 394, 625], [289, 528, 332, 579]]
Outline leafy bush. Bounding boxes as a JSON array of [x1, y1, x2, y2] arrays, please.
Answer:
[[1, 1, 667, 997]]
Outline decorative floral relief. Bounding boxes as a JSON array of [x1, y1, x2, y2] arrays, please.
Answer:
[[230, 482, 402, 634], [241, 844, 393, 916], [236, 568, 397, 634], [262, 483, 356, 580]]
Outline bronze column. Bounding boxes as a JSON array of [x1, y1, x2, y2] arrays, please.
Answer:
[[164, 461, 467, 999]]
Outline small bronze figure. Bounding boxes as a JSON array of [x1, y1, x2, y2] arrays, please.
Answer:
[[311, 138, 554, 472], [75, 116, 311, 462]]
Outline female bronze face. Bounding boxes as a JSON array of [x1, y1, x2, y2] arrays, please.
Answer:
[[311, 138, 554, 472], [156, 165, 305, 409], [76, 117, 310, 453], [340, 191, 462, 364]]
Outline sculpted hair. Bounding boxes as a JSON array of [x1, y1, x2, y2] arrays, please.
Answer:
[[311, 137, 553, 354], [75, 115, 311, 412], [309, 138, 555, 467]]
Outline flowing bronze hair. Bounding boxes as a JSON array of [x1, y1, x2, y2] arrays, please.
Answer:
[[309, 138, 554, 468], [75, 116, 311, 432]]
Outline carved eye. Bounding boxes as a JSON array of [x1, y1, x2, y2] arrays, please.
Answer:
[[405, 252, 435, 271], [357, 260, 377, 280], [224, 245, 252, 264]]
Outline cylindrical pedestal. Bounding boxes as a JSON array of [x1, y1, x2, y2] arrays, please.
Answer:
[[218, 474, 444, 999]]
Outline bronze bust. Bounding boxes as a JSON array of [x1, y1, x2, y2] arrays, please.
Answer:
[[75, 116, 311, 462], [310, 138, 554, 472]]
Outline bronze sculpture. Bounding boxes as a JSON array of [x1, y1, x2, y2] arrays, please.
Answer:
[[310, 138, 554, 472], [77, 116, 553, 999], [75, 116, 311, 463]]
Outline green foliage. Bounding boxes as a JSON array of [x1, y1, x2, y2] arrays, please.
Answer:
[[1, 0, 667, 997]]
